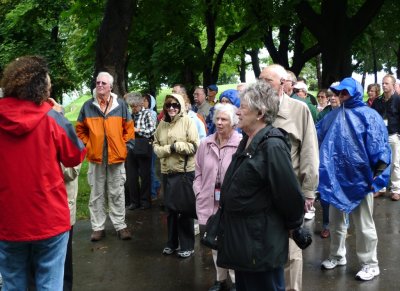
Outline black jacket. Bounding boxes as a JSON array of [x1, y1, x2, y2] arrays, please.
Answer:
[[217, 125, 304, 272]]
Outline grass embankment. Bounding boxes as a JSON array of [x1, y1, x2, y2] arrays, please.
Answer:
[[67, 85, 238, 219]]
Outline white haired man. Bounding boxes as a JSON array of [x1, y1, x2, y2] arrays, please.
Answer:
[[76, 72, 135, 241], [259, 64, 319, 291]]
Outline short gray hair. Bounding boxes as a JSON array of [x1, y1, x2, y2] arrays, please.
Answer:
[[124, 92, 143, 106], [240, 80, 279, 125], [97, 72, 114, 87], [213, 103, 238, 126]]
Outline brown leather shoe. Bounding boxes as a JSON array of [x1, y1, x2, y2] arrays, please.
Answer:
[[91, 230, 105, 242], [117, 227, 132, 240], [391, 193, 400, 201], [320, 228, 330, 238]]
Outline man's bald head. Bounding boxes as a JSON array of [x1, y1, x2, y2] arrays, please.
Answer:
[[259, 64, 287, 96]]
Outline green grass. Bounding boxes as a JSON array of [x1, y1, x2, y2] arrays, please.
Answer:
[[76, 160, 90, 220], [65, 94, 91, 121]]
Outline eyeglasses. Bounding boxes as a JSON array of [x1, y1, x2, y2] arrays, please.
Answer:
[[96, 81, 108, 86], [164, 102, 180, 109]]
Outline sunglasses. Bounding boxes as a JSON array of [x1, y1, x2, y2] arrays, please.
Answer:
[[96, 81, 108, 86], [164, 102, 180, 109], [293, 89, 300, 93]]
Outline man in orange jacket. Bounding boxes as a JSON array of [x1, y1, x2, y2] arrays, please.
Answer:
[[76, 72, 134, 241]]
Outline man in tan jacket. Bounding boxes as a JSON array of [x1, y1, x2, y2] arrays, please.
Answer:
[[260, 64, 319, 291]]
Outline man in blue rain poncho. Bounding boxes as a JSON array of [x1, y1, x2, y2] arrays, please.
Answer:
[[317, 77, 391, 281]]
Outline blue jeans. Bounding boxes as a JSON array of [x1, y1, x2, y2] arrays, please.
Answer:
[[151, 150, 161, 199], [321, 199, 330, 229], [0, 231, 69, 291]]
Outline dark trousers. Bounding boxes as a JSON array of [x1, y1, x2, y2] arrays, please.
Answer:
[[166, 211, 195, 251], [235, 267, 285, 291], [62, 227, 73, 291], [125, 151, 152, 208], [321, 199, 330, 229]]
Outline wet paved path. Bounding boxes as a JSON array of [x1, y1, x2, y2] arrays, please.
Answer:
[[73, 195, 399, 290]]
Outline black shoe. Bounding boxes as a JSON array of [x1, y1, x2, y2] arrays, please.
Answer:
[[127, 203, 139, 210], [209, 280, 227, 291]]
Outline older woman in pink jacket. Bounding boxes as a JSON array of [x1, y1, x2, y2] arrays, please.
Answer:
[[194, 103, 242, 291]]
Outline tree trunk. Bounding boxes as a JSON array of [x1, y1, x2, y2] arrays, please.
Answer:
[[320, 41, 352, 87], [296, 0, 385, 88], [316, 54, 322, 89], [246, 48, 261, 79], [94, 0, 136, 97], [239, 51, 246, 82], [211, 26, 250, 84], [361, 71, 366, 89], [203, 0, 217, 87], [397, 43, 400, 79]]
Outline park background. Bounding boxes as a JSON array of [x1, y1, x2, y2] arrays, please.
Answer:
[[1, 0, 399, 219]]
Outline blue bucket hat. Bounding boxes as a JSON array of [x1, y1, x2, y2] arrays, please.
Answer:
[[207, 84, 218, 92], [329, 77, 364, 107], [329, 77, 363, 98]]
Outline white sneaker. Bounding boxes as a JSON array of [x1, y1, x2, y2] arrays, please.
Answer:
[[321, 257, 347, 270], [355, 265, 380, 281], [304, 207, 316, 220]]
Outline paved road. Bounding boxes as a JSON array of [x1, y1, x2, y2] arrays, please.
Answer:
[[73, 195, 399, 290]]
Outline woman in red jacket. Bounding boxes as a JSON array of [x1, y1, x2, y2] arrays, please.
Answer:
[[0, 56, 86, 290]]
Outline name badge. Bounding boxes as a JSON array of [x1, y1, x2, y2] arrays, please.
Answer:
[[214, 188, 221, 201]]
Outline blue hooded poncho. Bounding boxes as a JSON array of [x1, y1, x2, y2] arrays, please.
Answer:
[[317, 77, 391, 213]]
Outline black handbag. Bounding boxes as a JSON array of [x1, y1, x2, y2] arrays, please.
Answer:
[[164, 156, 197, 219], [200, 207, 222, 250], [131, 137, 152, 158]]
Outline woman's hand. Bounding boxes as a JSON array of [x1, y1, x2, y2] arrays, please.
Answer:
[[47, 97, 63, 113]]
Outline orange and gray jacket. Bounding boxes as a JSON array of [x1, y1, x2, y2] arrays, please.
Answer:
[[76, 94, 134, 164]]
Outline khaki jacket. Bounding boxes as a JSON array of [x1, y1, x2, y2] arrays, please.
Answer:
[[62, 164, 82, 225], [153, 94, 200, 174], [273, 94, 319, 199]]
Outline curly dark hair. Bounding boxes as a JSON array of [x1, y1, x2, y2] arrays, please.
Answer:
[[1, 56, 50, 105]]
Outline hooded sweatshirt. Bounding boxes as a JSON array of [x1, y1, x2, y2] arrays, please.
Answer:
[[153, 94, 199, 173], [0, 97, 86, 241], [317, 78, 391, 213]]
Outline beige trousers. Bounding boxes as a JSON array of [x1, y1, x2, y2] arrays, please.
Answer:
[[329, 193, 378, 266], [88, 162, 127, 231], [284, 238, 302, 291]]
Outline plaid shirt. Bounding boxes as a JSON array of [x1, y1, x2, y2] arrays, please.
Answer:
[[132, 108, 156, 139]]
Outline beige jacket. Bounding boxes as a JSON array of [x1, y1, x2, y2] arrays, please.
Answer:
[[61, 164, 82, 225], [273, 94, 319, 199], [153, 94, 200, 174]]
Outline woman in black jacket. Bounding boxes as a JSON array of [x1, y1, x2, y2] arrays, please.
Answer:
[[217, 81, 305, 291]]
